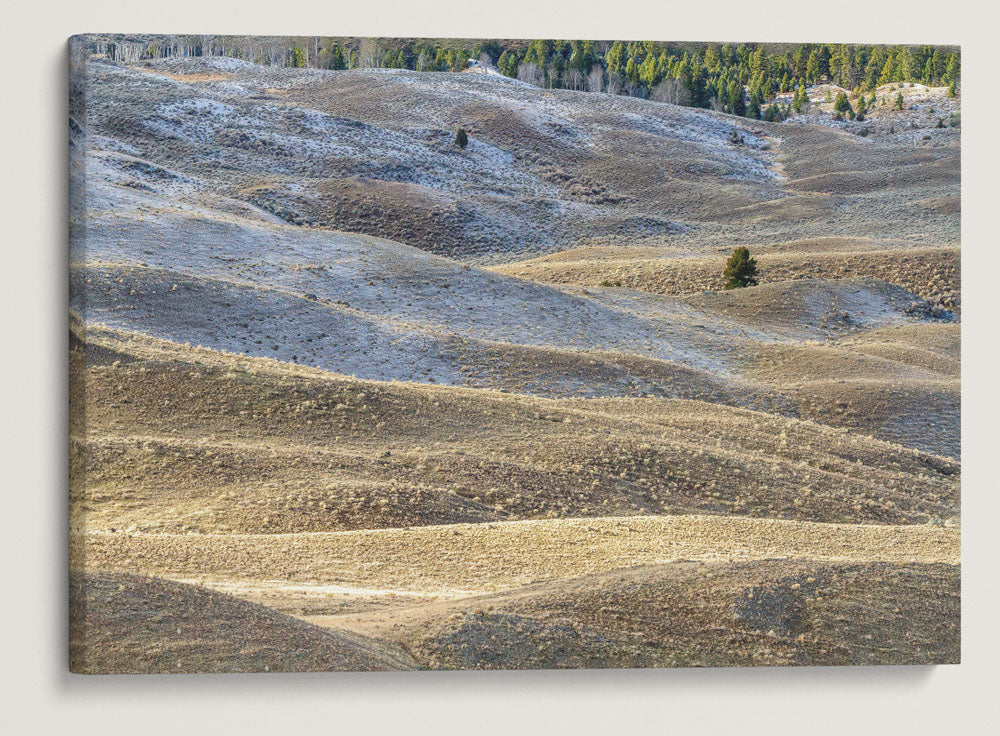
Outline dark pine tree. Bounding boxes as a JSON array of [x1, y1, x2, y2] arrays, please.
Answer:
[[723, 247, 759, 289], [833, 91, 853, 117], [728, 82, 746, 117]]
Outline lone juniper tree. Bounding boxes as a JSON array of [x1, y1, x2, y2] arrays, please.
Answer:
[[455, 127, 469, 149], [723, 247, 759, 289], [833, 91, 853, 119]]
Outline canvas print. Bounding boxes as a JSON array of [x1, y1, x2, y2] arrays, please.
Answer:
[[69, 34, 961, 673]]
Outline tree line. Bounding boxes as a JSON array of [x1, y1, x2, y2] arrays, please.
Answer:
[[491, 40, 960, 117], [88, 35, 960, 119]]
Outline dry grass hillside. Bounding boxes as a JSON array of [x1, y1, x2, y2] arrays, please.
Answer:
[[70, 570, 415, 673], [69, 48, 960, 672], [69, 324, 959, 670], [72, 324, 959, 534], [495, 240, 959, 308], [77, 57, 958, 262], [345, 560, 959, 669]]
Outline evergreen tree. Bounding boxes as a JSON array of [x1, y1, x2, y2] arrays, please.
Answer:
[[865, 48, 884, 88], [793, 45, 808, 80], [747, 87, 763, 119], [433, 47, 449, 71], [897, 47, 914, 82], [625, 56, 640, 86], [479, 40, 502, 63], [605, 41, 625, 77], [922, 58, 934, 86], [806, 50, 820, 83], [497, 49, 518, 77], [792, 83, 810, 114], [704, 45, 719, 73], [291, 45, 307, 68], [833, 91, 852, 115], [879, 51, 895, 86], [728, 81, 746, 116], [548, 54, 565, 88], [524, 39, 549, 69], [723, 247, 759, 289], [895, 91, 904, 110], [818, 45, 832, 80], [330, 45, 345, 70], [639, 53, 658, 88], [857, 93, 869, 120], [945, 53, 960, 83], [455, 128, 468, 149]]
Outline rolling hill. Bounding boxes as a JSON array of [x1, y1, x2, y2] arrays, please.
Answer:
[[69, 49, 960, 672]]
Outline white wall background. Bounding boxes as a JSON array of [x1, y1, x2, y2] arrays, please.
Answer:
[[1, 2, 996, 734]]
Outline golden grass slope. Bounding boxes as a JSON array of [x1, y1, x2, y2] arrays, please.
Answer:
[[493, 241, 959, 307], [69, 297, 961, 672], [334, 560, 960, 669], [70, 570, 414, 673], [72, 325, 960, 534], [72, 516, 958, 596]]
